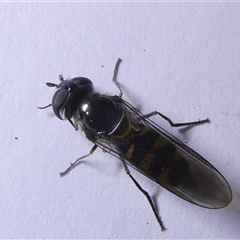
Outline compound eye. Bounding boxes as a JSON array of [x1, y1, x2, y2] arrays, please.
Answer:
[[71, 77, 93, 87], [52, 88, 69, 119]]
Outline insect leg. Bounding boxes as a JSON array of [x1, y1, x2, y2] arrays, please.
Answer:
[[142, 111, 209, 127], [112, 58, 123, 98], [120, 158, 166, 231], [59, 144, 98, 177]]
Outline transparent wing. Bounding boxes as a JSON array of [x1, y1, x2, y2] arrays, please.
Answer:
[[94, 98, 232, 209]]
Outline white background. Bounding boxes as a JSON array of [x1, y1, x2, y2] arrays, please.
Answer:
[[0, 2, 240, 239]]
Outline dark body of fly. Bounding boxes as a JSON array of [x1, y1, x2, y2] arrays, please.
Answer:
[[39, 59, 232, 231], [76, 92, 231, 209]]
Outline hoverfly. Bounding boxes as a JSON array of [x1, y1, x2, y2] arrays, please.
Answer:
[[39, 58, 232, 231]]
